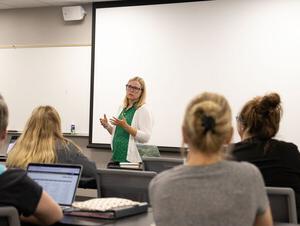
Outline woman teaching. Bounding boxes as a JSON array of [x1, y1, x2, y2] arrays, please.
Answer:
[[100, 76, 152, 163]]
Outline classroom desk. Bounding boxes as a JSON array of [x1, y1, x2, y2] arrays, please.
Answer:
[[22, 211, 300, 226], [54, 209, 154, 226], [51, 210, 299, 226], [275, 224, 300, 226]]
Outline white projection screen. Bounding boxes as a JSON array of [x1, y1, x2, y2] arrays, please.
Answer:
[[90, 0, 300, 151]]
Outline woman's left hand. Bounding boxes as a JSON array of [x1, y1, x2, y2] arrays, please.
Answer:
[[110, 116, 128, 128]]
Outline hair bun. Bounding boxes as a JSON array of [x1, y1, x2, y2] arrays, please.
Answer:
[[201, 115, 216, 133], [257, 92, 281, 115]]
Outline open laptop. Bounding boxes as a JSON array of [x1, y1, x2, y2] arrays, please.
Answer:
[[6, 135, 19, 154], [27, 163, 82, 210]]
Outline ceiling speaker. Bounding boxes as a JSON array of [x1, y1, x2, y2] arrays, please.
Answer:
[[62, 6, 86, 21]]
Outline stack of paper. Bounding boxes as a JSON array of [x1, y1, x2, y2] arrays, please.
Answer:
[[119, 162, 141, 169]]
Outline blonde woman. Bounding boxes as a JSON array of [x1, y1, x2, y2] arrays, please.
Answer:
[[100, 76, 152, 163], [149, 92, 273, 226], [0, 95, 62, 225], [6, 105, 97, 178]]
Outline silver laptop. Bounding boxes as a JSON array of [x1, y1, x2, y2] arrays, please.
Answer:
[[27, 163, 82, 210]]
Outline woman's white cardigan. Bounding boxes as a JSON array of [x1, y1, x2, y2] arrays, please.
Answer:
[[111, 104, 153, 162]]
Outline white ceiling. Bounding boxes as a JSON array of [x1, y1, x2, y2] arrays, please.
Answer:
[[0, 0, 114, 9]]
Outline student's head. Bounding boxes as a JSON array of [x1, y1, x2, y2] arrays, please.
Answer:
[[6, 105, 65, 169], [182, 92, 233, 154], [23, 105, 62, 139], [124, 76, 146, 108], [0, 94, 8, 140], [237, 92, 282, 140]]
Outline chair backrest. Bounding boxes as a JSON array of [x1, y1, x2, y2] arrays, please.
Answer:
[[266, 186, 298, 223], [142, 157, 183, 173], [0, 206, 20, 226], [96, 169, 157, 203]]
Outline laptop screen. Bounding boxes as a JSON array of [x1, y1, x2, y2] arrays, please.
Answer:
[[6, 135, 19, 154], [27, 163, 82, 206]]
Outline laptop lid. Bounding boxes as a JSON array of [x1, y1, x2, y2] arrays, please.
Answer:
[[27, 163, 82, 207]]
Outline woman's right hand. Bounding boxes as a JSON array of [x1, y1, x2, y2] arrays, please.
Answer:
[[100, 114, 109, 129]]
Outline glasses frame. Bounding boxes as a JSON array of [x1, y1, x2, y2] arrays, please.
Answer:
[[126, 84, 143, 93]]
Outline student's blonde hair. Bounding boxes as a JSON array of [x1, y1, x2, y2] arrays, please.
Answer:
[[182, 92, 232, 154], [7, 105, 72, 169], [123, 76, 146, 108]]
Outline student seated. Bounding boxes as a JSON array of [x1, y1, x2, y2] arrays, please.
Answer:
[[6, 105, 97, 178], [149, 92, 273, 226], [232, 92, 300, 221], [0, 94, 63, 225]]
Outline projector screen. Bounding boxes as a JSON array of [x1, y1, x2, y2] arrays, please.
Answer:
[[90, 0, 300, 150]]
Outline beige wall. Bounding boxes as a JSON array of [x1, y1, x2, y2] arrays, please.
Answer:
[[0, 4, 92, 46]]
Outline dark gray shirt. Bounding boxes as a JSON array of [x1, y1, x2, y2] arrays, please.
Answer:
[[56, 141, 97, 178], [149, 160, 268, 226]]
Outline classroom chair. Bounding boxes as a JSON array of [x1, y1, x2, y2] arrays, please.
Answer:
[[0, 206, 20, 226], [96, 169, 157, 203], [266, 187, 298, 223]]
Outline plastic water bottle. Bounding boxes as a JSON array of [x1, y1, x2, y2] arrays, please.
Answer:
[[70, 123, 76, 134]]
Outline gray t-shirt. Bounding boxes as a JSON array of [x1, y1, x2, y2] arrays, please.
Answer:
[[149, 160, 269, 226]]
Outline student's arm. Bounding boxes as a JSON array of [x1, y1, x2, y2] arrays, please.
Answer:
[[21, 191, 63, 225], [253, 207, 273, 226]]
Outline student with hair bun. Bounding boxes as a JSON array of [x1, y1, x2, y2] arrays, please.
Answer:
[[149, 92, 272, 226], [232, 92, 300, 221]]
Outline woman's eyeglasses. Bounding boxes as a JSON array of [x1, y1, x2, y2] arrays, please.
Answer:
[[126, 84, 142, 92]]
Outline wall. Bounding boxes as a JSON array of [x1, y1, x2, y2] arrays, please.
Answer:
[[0, 5, 111, 167], [0, 5, 92, 46], [0, 5, 94, 134]]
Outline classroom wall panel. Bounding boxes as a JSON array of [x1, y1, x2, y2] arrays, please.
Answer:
[[0, 46, 91, 134]]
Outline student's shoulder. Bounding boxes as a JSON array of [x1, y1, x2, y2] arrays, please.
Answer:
[[150, 165, 185, 185], [271, 139, 299, 152], [224, 160, 261, 177], [1, 168, 25, 178], [1, 168, 41, 188]]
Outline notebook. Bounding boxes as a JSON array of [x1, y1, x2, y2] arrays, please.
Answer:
[[27, 163, 82, 210]]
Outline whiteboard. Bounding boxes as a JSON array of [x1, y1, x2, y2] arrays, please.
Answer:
[[91, 0, 300, 148], [0, 46, 91, 134]]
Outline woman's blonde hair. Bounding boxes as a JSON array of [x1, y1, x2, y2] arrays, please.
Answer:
[[182, 92, 232, 154], [123, 76, 146, 108], [7, 105, 67, 169]]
